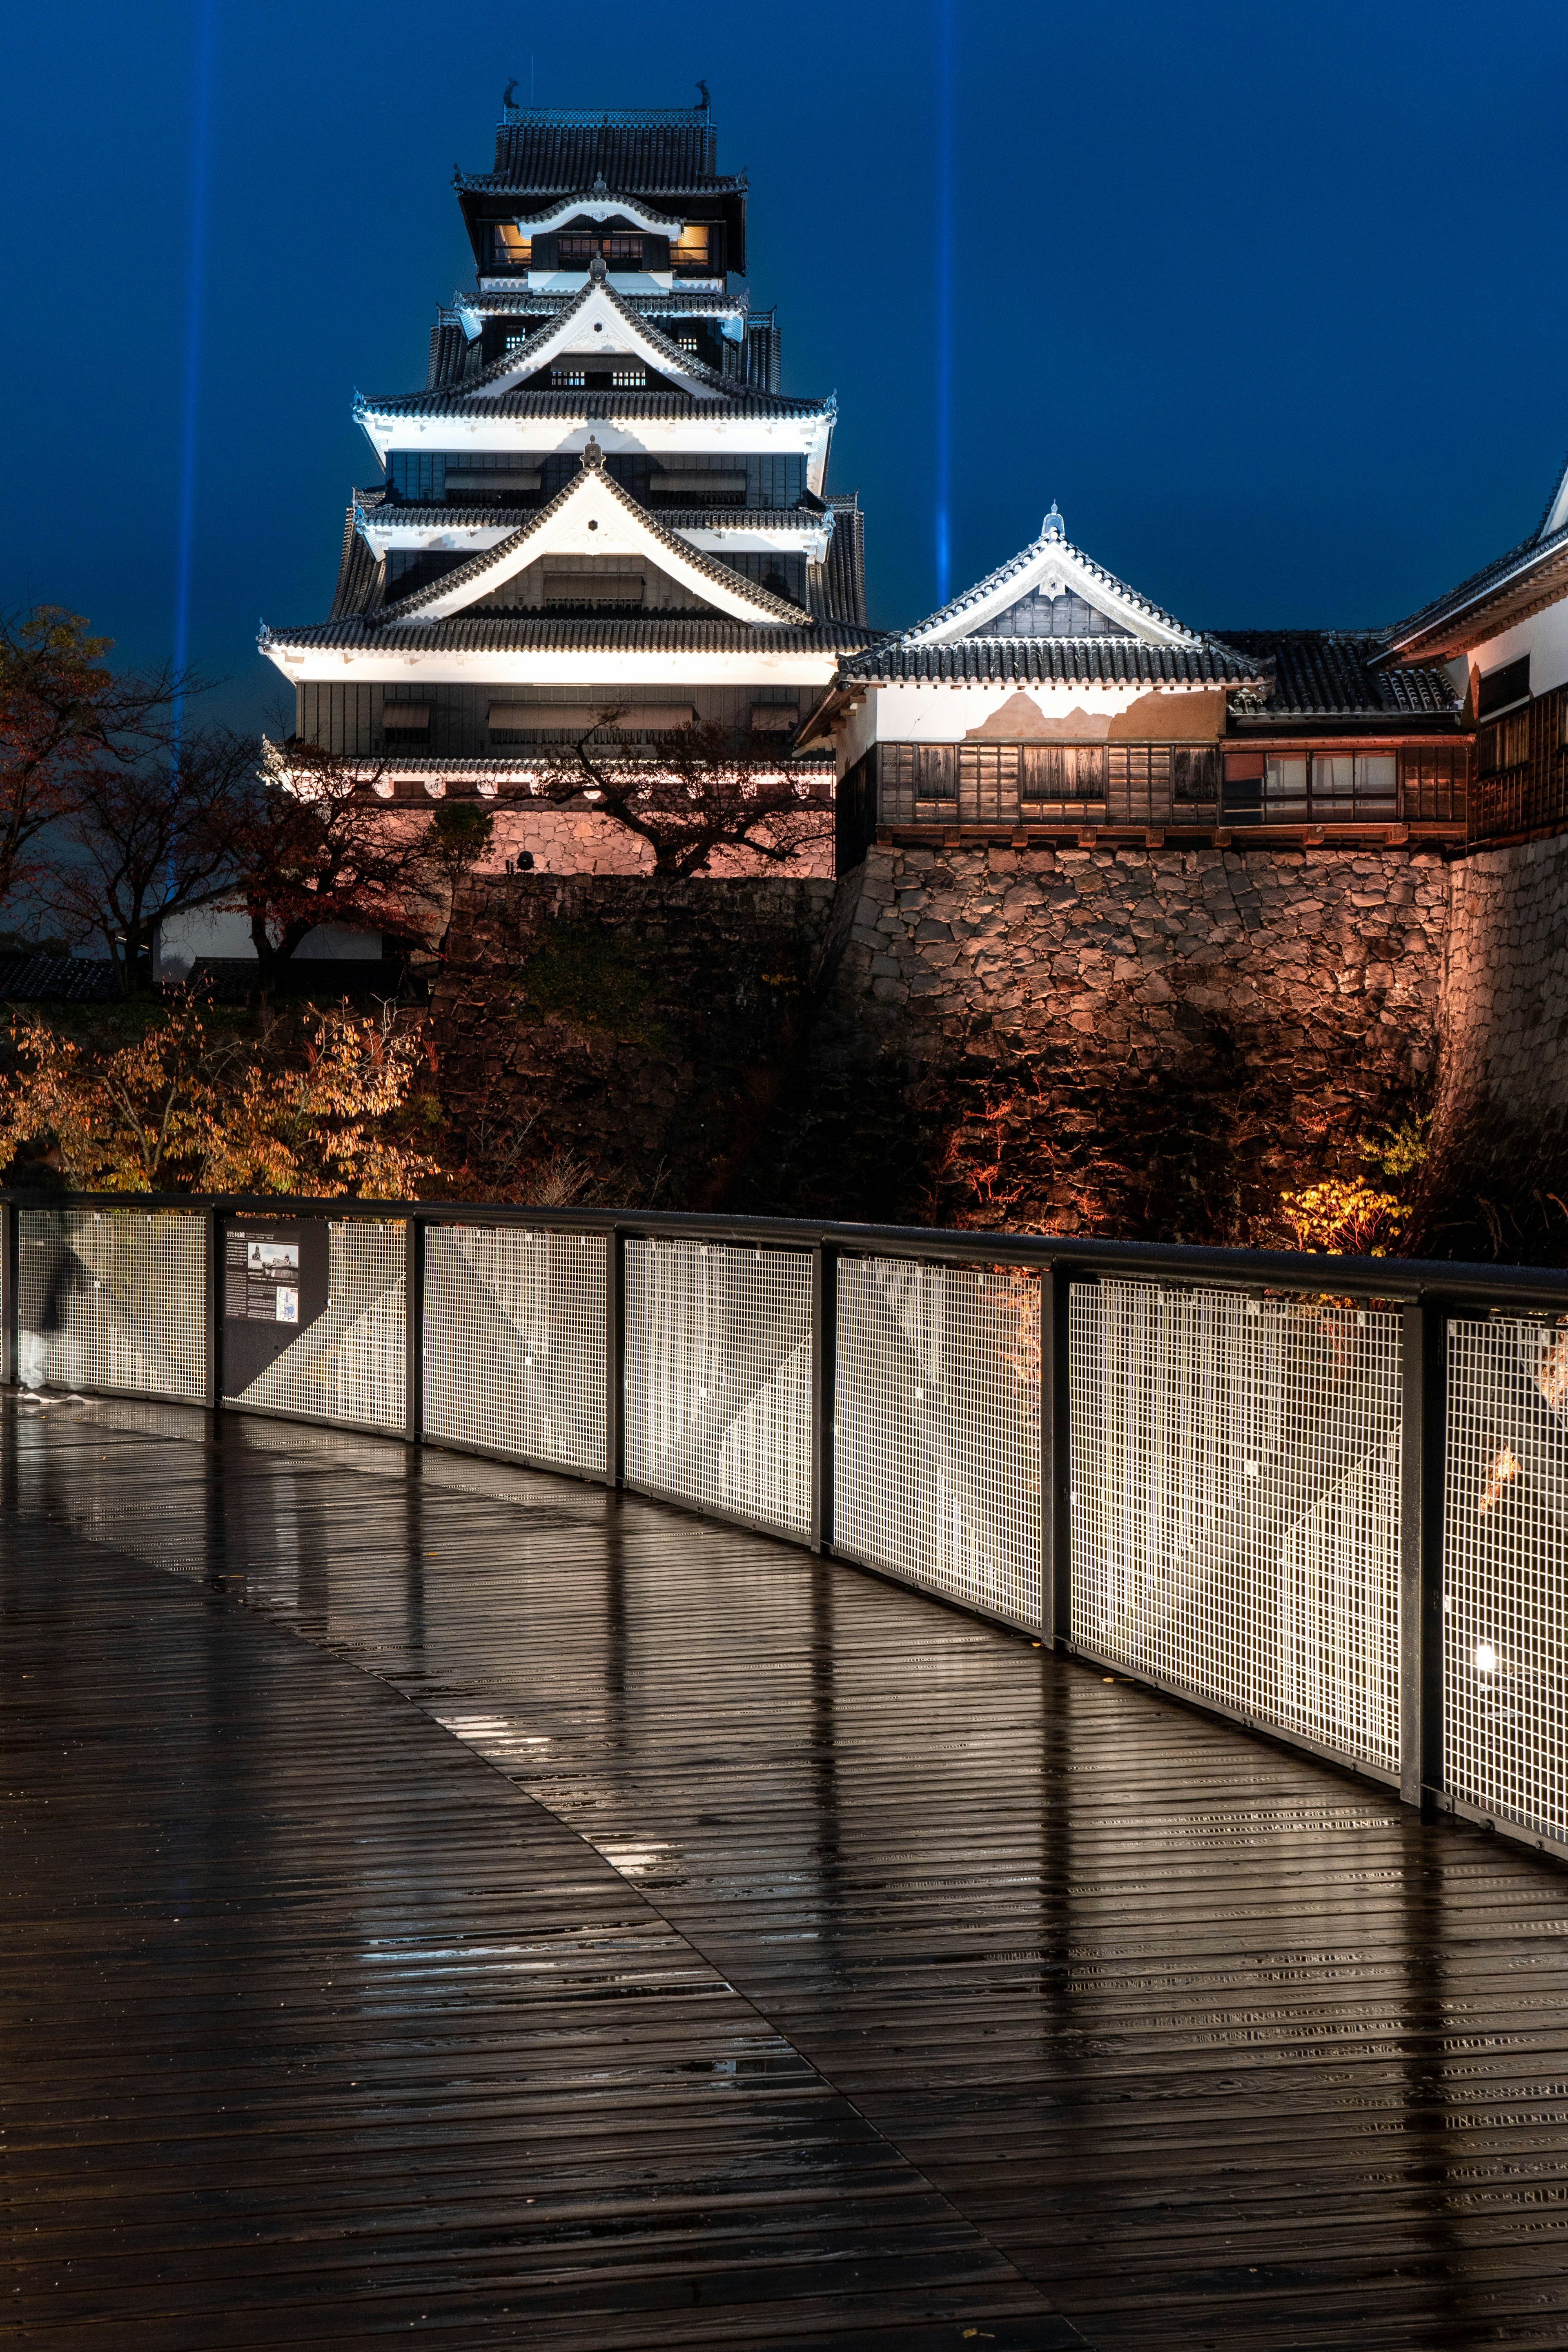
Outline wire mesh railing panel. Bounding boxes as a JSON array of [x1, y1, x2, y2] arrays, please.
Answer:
[[225, 1220, 406, 1432], [1444, 1316, 1568, 1839], [18, 1207, 207, 1402], [423, 1224, 608, 1477], [1069, 1279, 1402, 1769], [624, 1237, 811, 1538], [833, 1257, 1041, 1630]]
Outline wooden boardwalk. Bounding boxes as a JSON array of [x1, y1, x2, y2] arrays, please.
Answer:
[[8, 1399, 1568, 2348]]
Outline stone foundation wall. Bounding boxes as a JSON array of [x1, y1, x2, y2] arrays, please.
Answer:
[[434, 873, 840, 1208], [740, 841, 1452, 1239], [1419, 832, 1568, 1258], [430, 835, 1568, 1258]]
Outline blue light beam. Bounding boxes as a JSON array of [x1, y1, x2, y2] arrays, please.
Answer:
[[172, 0, 218, 760], [933, 0, 955, 607]]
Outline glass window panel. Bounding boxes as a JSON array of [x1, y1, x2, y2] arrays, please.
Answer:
[[1264, 756, 1307, 811], [1312, 755, 1356, 803], [1356, 754, 1398, 804]]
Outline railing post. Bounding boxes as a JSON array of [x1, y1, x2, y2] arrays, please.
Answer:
[[1042, 1264, 1073, 1648], [203, 1204, 223, 1412], [811, 1240, 837, 1554], [404, 1216, 425, 1446], [1400, 1296, 1448, 1810], [606, 1225, 625, 1488]]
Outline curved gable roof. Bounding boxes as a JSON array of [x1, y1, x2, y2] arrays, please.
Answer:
[[896, 511, 1232, 654], [458, 268, 727, 399], [379, 442, 809, 626]]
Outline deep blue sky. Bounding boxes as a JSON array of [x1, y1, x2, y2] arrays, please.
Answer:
[[6, 0, 1568, 727]]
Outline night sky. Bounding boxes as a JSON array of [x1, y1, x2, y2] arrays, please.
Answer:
[[7, 0, 1568, 728]]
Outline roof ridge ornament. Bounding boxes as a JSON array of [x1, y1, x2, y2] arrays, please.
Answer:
[[1042, 501, 1065, 542], [581, 436, 604, 471], [589, 253, 607, 283], [592, 170, 609, 196]]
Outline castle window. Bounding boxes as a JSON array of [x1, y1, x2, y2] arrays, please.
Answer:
[[490, 224, 530, 267], [611, 364, 646, 388], [541, 559, 646, 608], [550, 365, 586, 388], [558, 233, 644, 269], [1479, 711, 1531, 773], [1477, 654, 1530, 720]]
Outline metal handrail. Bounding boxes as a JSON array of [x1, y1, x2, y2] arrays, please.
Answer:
[[7, 1189, 1568, 1874], [9, 1192, 1568, 1311]]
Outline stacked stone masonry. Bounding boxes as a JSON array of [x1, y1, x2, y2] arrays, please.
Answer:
[[795, 844, 1450, 1237], [1426, 831, 1568, 1257], [438, 844, 1468, 1243]]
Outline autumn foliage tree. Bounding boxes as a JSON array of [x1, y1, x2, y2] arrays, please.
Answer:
[[232, 741, 440, 984], [38, 720, 256, 993], [535, 712, 831, 876], [0, 606, 175, 915], [0, 1001, 438, 1197]]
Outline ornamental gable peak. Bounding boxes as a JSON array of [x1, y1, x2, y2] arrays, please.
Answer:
[[377, 443, 809, 628], [899, 506, 1227, 654]]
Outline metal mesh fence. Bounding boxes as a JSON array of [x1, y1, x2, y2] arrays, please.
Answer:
[[624, 1237, 811, 1537], [225, 1219, 406, 1432], [1444, 1314, 1568, 1839], [17, 1207, 207, 1403], [834, 1257, 1041, 1630], [422, 1223, 608, 1477], [1069, 1279, 1402, 1769]]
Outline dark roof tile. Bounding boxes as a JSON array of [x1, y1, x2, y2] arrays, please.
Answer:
[[837, 638, 1261, 687], [263, 617, 871, 655], [1218, 630, 1461, 718]]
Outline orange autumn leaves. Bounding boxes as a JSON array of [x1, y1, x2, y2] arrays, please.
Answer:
[[0, 1000, 437, 1198]]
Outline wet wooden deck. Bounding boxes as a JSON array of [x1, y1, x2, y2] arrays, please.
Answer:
[[8, 1399, 1568, 2349]]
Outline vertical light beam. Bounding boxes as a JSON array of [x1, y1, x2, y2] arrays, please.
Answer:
[[172, 0, 218, 757], [933, 0, 955, 607]]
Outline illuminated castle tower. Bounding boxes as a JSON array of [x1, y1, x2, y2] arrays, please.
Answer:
[[258, 87, 869, 869]]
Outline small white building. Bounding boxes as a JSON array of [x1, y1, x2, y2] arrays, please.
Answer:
[[1379, 453, 1568, 841], [153, 902, 382, 983]]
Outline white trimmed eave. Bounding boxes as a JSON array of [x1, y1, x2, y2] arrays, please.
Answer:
[[471, 281, 716, 399], [906, 539, 1198, 651], [507, 194, 687, 234], [358, 507, 831, 564], [361, 512, 516, 557], [262, 642, 842, 689], [356, 407, 832, 464], [679, 515, 832, 563], [392, 466, 799, 626]]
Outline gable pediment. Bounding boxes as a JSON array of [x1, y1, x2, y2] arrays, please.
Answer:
[[468, 277, 717, 400], [383, 445, 806, 626], [901, 512, 1211, 654]]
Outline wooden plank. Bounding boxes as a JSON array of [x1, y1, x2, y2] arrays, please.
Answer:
[[18, 1396, 1568, 2346]]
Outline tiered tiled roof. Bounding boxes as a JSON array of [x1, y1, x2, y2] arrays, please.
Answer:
[[461, 287, 748, 320], [361, 499, 827, 537], [263, 616, 873, 655], [1377, 520, 1568, 665], [898, 523, 1208, 649], [477, 112, 731, 190], [454, 270, 730, 396], [1217, 630, 1461, 721], [356, 387, 833, 425], [838, 639, 1263, 686], [330, 503, 385, 619], [377, 446, 808, 625]]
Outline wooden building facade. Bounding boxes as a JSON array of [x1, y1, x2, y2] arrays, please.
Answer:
[[809, 510, 1470, 869]]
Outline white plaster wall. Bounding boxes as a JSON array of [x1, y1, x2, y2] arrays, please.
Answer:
[[1466, 595, 1568, 702], [155, 904, 382, 978]]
